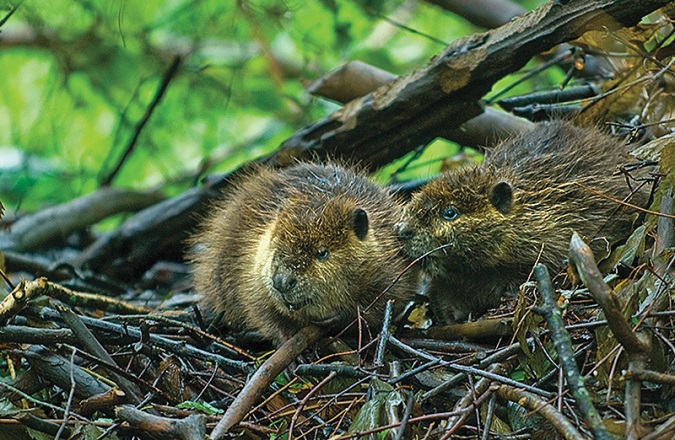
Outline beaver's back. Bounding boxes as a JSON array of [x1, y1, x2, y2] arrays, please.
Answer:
[[488, 121, 645, 265]]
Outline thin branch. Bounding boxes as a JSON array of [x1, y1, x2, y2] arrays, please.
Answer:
[[534, 263, 612, 440], [100, 56, 182, 186]]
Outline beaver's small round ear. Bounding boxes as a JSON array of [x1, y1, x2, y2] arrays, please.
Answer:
[[489, 181, 513, 214], [351, 208, 369, 240]]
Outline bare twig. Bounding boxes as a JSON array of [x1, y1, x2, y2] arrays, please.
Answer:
[[568, 234, 650, 355], [287, 371, 336, 440], [442, 363, 508, 438], [210, 325, 323, 439], [114, 406, 206, 440], [390, 336, 552, 399], [534, 263, 612, 440], [496, 384, 586, 440], [57, 305, 145, 405], [374, 299, 394, 367], [100, 56, 182, 186], [38, 307, 252, 373]]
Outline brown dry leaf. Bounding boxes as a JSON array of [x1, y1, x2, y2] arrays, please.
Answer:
[[581, 70, 648, 123], [511, 284, 543, 359], [406, 303, 432, 329], [574, 9, 671, 54]]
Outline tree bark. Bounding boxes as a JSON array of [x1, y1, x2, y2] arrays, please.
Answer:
[[270, 0, 671, 169]]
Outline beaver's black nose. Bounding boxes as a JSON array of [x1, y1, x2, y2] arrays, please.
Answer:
[[272, 272, 297, 293], [395, 222, 415, 240]]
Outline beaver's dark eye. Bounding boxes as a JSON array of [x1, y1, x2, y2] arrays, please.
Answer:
[[317, 248, 329, 261], [442, 206, 460, 221]]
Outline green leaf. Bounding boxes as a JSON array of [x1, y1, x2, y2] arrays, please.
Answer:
[[176, 400, 224, 415], [348, 379, 408, 439], [599, 225, 647, 272]]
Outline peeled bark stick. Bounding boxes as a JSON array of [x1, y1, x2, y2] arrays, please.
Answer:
[[426, 317, 513, 339], [79, 388, 127, 417], [115, 405, 206, 440], [305, 60, 397, 104], [642, 188, 674, 318], [210, 325, 324, 439], [0, 187, 163, 251], [274, 0, 670, 168], [654, 188, 673, 258], [534, 263, 611, 440], [626, 356, 648, 440], [374, 299, 394, 368], [0, 278, 39, 325], [495, 384, 586, 440], [568, 233, 650, 355]]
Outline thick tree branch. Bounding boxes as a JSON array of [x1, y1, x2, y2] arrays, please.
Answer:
[[270, 0, 671, 168]]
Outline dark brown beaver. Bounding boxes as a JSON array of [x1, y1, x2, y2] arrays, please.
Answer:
[[190, 163, 418, 344], [396, 121, 647, 323]]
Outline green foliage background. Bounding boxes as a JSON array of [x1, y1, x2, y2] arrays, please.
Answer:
[[0, 0, 546, 213]]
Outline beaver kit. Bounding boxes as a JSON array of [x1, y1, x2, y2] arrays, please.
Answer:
[[190, 163, 418, 344], [396, 120, 648, 323]]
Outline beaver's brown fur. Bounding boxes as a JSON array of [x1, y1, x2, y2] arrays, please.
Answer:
[[396, 121, 647, 323], [190, 163, 418, 344]]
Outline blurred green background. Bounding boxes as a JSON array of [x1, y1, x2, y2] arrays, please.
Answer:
[[0, 0, 549, 214]]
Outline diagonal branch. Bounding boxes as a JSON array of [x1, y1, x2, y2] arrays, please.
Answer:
[[271, 0, 671, 168]]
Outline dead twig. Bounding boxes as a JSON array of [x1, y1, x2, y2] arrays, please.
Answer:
[[287, 371, 337, 440], [534, 263, 612, 440], [114, 405, 206, 440], [100, 56, 182, 186], [210, 325, 324, 439], [495, 384, 586, 440], [568, 234, 650, 356], [57, 305, 146, 406]]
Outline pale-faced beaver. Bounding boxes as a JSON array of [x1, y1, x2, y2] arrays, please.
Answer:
[[191, 163, 419, 344]]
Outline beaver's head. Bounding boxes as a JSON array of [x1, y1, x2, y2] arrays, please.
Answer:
[[395, 166, 519, 275], [255, 194, 377, 325]]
